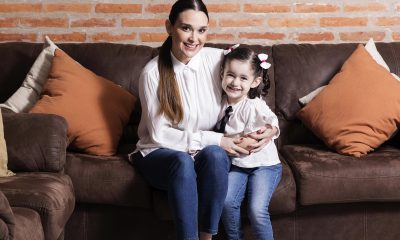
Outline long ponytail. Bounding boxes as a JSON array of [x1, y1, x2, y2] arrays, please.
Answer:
[[157, 36, 184, 124]]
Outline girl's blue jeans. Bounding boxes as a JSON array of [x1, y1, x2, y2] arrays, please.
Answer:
[[131, 145, 230, 240], [221, 164, 282, 240]]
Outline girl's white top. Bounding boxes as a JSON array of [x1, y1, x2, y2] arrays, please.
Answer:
[[221, 96, 281, 168], [135, 47, 224, 156]]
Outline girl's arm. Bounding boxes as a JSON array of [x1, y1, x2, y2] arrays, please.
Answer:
[[243, 99, 280, 153]]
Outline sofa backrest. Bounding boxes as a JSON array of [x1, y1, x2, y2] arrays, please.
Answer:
[[273, 42, 400, 147]]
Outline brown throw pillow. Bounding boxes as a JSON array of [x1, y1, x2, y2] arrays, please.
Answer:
[[297, 44, 400, 157], [30, 49, 136, 156]]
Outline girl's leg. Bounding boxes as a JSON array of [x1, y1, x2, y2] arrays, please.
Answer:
[[221, 166, 249, 240], [194, 145, 230, 236], [132, 149, 198, 240], [247, 164, 282, 240]]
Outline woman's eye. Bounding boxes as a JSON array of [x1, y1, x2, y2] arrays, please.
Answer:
[[182, 26, 191, 32], [241, 77, 248, 81], [199, 28, 207, 34]]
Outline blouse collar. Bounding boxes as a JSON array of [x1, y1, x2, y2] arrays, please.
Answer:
[[170, 48, 202, 73]]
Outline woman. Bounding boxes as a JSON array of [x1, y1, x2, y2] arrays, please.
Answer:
[[130, 1, 274, 239]]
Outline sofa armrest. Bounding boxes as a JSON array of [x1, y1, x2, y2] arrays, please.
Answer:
[[3, 112, 68, 172], [0, 190, 15, 240]]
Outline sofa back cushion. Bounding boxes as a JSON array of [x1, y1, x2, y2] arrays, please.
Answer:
[[273, 42, 400, 147]]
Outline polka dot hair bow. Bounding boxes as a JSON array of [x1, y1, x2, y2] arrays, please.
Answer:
[[223, 44, 240, 55], [258, 53, 271, 69]]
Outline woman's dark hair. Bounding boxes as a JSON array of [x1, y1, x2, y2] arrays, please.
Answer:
[[221, 47, 271, 99], [157, 0, 209, 124]]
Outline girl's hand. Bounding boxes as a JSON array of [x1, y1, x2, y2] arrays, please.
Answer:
[[247, 125, 278, 153], [220, 136, 249, 157]]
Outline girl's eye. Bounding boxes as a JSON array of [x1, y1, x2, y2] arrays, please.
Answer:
[[199, 28, 207, 34], [241, 77, 248, 81]]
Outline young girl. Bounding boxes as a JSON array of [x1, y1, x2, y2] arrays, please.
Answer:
[[216, 45, 282, 240]]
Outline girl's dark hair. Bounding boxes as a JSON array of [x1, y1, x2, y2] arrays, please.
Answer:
[[157, 0, 209, 124], [221, 47, 271, 99]]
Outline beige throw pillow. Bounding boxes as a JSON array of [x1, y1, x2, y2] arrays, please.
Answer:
[[0, 109, 15, 177], [0, 36, 58, 112]]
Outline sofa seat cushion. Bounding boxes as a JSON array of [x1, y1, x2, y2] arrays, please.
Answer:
[[65, 152, 151, 208], [13, 207, 44, 240], [0, 172, 74, 240], [281, 144, 400, 205], [152, 157, 297, 220]]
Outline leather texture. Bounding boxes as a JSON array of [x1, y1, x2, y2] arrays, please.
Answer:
[[1, 41, 400, 240], [2, 111, 67, 172]]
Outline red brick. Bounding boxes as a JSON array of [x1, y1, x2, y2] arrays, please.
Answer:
[[71, 18, 116, 28], [0, 18, 18, 27], [339, 31, 385, 41], [294, 32, 334, 41], [95, 4, 141, 13], [393, 32, 400, 40], [122, 19, 164, 27], [20, 18, 68, 27], [207, 33, 234, 41], [0, 4, 41, 12], [244, 4, 290, 13], [269, 18, 316, 27], [0, 33, 36, 42], [219, 18, 264, 27], [239, 32, 285, 40], [140, 32, 168, 42], [145, 4, 171, 13], [376, 17, 400, 26], [44, 4, 91, 13], [320, 17, 368, 27], [208, 4, 240, 13], [209, 19, 217, 28], [44, 32, 86, 42], [91, 32, 136, 42], [295, 4, 339, 13], [344, 3, 387, 12]]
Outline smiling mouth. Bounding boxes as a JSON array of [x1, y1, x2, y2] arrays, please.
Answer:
[[184, 43, 198, 49], [227, 86, 241, 92]]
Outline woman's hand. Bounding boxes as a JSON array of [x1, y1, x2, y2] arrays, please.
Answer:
[[220, 136, 249, 157], [246, 125, 278, 153]]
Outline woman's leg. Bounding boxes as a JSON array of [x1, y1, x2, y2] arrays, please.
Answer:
[[221, 166, 249, 240], [133, 149, 199, 240], [194, 145, 230, 236], [247, 164, 282, 240]]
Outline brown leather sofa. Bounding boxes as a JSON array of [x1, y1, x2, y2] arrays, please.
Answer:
[[0, 41, 399, 240]]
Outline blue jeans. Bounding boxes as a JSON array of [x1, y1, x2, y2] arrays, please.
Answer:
[[221, 164, 282, 240], [132, 145, 230, 240]]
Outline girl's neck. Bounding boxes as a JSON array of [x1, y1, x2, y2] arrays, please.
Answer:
[[227, 96, 248, 106]]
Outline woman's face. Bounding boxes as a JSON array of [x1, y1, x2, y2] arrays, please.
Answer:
[[166, 9, 209, 64]]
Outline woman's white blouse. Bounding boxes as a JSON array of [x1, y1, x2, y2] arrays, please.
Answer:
[[135, 47, 224, 156], [220, 97, 281, 168]]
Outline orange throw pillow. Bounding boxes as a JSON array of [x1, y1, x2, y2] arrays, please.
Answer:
[[297, 44, 400, 157], [30, 49, 136, 156]]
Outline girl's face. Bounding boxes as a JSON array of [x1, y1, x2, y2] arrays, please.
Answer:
[[166, 10, 209, 65], [221, 59, 261, 105]]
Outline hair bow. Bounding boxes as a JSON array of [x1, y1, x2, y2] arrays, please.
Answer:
[[258, 53, 271, 69], [223, 44, 240, 55]]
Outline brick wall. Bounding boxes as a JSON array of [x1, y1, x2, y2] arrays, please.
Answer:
[[0, 0, 399, 46]]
